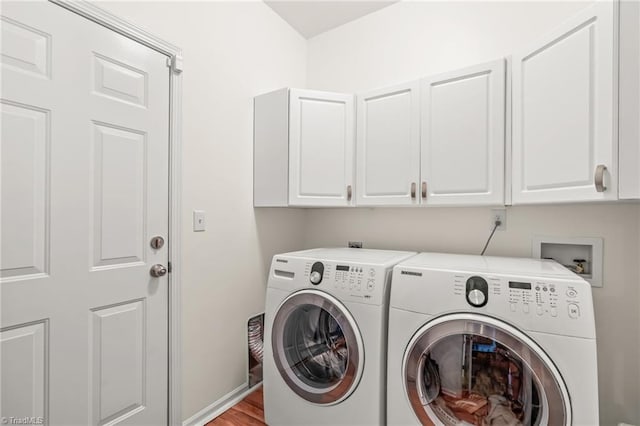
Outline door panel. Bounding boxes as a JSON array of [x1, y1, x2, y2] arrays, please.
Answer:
[[0, 101, 49, 279], [289, 89, 354, 206], [0, 16, 51, 78], [299, 100, 344, 195], [0, 321, 48, 420], [421, 60, 505, 205], [92, 53, 148, 107], [0, 2, 170, 425], [91, 301, 146, 425], [522, 26, 592, 189], [356, 82, 420, 206], [512, 1, 616, 203], [92, 122, 146, 268]]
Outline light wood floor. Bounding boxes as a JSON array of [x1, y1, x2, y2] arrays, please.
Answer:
[[207, 387, 266, 426]]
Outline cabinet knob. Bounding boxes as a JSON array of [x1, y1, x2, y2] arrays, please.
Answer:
[[421, 182, 427, 199], [347, 185, 352, 201], [594, 164, 607, 192], [410, 182, 416, 200]]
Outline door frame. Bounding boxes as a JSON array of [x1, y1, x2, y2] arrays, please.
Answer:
[[48, 1, 183, 424]]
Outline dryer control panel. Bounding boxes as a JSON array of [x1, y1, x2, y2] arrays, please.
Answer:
[[301, 260, 388, 305]]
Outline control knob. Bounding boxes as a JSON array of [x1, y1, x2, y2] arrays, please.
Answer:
[[467, 289, 486, 306], [310, 271, 322, 284], [466, 276, 488, 308], [309, 261, 324, 285]]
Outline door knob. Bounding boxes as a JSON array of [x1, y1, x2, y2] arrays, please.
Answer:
[[150, 264, 168, 277]]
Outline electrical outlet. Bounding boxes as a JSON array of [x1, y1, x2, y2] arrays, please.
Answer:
[[491, 209, 506, 231]]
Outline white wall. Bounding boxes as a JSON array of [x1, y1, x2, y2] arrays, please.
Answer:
[[305, 2, 640, 425], [95, 1, 308, 420], [307, 1, 591, 92]]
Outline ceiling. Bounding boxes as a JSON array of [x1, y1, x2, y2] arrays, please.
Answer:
[[264, 1, 399, 39]]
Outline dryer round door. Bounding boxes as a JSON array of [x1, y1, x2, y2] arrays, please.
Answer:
[[271, 289, 364, 405], [403, 313, 571, 426]]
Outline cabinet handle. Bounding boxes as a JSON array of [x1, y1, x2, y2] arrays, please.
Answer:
[[421, 182, 427, 199], [410, 182, 416, 200], [594, 165, 607, 192], [347, 185, 352, 201]]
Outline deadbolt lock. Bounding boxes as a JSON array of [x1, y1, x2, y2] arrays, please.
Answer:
[[150, 236, 165, 250]]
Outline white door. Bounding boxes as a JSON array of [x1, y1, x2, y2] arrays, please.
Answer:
[[288, 89, 354, 207], [512, 1, 616, 204], [1, 2, 170, 425], [420, 60, 505, 206], [356, 82, 420, 206]]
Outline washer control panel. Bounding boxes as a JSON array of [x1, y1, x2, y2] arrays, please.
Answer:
[[452, 274, 589, 323], [507, 280, 565, 318], [393, 264, 595, 339], [303, 261, 385, 304]]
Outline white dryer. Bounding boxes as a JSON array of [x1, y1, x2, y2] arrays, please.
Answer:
[[387, 253, 598, 426], [264, 248, 416, 425]]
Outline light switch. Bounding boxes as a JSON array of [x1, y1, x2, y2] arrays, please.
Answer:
[[193, 210, 206, 232]]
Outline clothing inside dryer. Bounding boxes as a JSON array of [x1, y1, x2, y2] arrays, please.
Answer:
[[422, 334, 541, 426], [282, 304, 348, 389]]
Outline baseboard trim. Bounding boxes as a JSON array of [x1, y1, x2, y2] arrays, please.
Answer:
[[182, 383, 261, 426]]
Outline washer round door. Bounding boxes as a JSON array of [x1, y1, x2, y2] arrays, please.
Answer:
[[271, 289, 364, 405], [403, 313, 571, 426]]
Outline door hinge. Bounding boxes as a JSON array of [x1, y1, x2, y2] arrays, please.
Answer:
[[167, 261, 173, 273], [166, 55, 183, 73]]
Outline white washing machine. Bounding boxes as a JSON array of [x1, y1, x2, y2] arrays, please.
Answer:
[[264, 248, 416, 425], [387, 253, 598, 426]]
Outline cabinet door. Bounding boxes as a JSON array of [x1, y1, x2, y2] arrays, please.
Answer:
[[288, 89, 354, 206], [619, 0, 640, 199], [512, 1, 616, 204], [356, 82, 421, 206], [420, 60, 506, 206]]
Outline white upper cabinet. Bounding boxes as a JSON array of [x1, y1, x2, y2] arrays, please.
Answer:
[[253, 88, 355, 207], [420, 60, 506, 206], [512, 1, 617, 204], [289, 89, 355, 206], [619, 0, 640, 200], [356, 82, 421, 206]]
